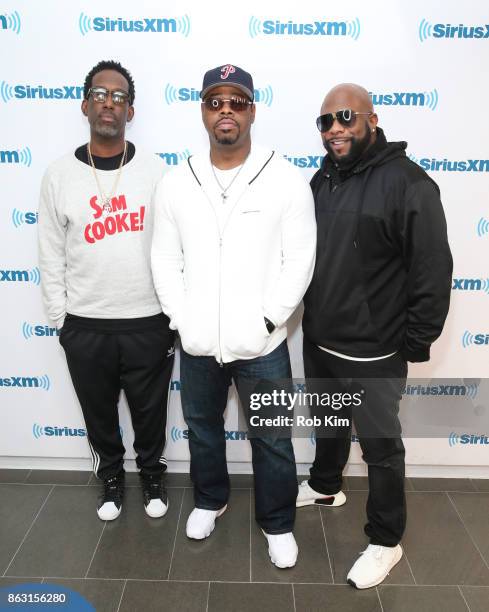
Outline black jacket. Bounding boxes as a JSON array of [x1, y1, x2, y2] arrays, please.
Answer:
[[302, 128, 453, 362]]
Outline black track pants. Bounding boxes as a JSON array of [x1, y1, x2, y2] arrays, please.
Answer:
[[60, 314, 175, 480]]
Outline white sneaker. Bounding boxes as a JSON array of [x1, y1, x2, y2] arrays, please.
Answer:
[[296, 480, 346, 508], [186, 505, 227, 539], [347, 544, 403, 589], [262, 530, 298, 568]]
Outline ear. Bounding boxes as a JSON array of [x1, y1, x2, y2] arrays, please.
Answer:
[[127, 105, 134, 123], [250, 103, 256, 125], [368, 113, 378, 131], [81, 99, 88, 116]]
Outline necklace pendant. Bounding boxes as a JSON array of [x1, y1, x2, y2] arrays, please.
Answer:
[[221, 193, 228, 202]]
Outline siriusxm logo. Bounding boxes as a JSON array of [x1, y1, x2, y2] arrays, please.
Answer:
[[0, 81, 83, 103], [171, 426, 248, 442], [311, 431, 359, 445], [157, 150, 190, 166], [477, 218, 489, 238], [0, 375, 50, 390], [449, 432, 489, 447], [33, 424, 86, 439], [79, 13, 190, 36], [409, 154, 489, 173], [22, 323, 59, 340], [404, 383, 479, 399], [369, 89, 438, 110], [0, 147, 32, 166], [249, 16, 360, 39], [419, 19, 489, 42], [0, 11, 21, 34], [283, 154, 324, 169], [0, 267, 40, 284], [12, 209, 38, 228], [164, 84, 274, 107], [462, 331, 489, 348], [452, 278, 489, 295]]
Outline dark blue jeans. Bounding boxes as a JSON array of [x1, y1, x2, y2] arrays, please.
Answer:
[[180, 340, 297, 534]]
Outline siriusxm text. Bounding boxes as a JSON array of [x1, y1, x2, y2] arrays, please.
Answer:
[[262, 20, 348, 36]]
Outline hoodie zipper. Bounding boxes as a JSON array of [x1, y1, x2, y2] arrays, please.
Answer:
[[217, 235, 223, 366]]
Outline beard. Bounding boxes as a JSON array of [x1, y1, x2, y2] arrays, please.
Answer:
[[213, 122, 241, 146], [323, 122, 372, 167], [93, 118, 121, 139]]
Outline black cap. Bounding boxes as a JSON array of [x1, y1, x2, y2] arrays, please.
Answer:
[[200, 64, 254, 101]]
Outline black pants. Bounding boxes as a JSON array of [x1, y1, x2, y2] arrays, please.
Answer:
[[60, 313, 175, 480], [303, 336, 407, 546]]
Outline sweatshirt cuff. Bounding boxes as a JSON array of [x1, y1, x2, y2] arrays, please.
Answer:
[[56, 315, 66, 330], [400, 345, 430, 363]]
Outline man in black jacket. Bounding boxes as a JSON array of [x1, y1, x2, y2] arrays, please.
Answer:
[[298, 83, 452, 589]]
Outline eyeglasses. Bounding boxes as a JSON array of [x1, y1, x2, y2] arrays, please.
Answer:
[[203, 97, 253, 112], [316, 109, 373, 132], [88, 87, 130, 106]]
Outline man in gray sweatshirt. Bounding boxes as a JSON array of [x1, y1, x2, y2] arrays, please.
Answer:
[[38, 60, 175, 521]]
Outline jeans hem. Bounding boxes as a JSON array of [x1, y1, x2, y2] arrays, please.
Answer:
[[259, 526, 295, 535], [195, 504, 228, 511]]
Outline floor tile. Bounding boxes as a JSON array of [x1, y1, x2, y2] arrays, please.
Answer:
[[208, 582, 294, 612], [88, 488, 184, 580], [251, 505, 332, 583], [229, 474, 254, 488], [165, 473, 193, 488], [120, 580, 208, 612], [344, 476, 369, 491], [448, 492, 489, 568], [293, 584, 381, 612], [170, 489, 250, 582], [470, 479, 489, 492], [47, 578, 124, 612], [403, 492, 489, 585], [460, 586, 489, 612], [0, 578, 43, 586], [0, 469, 30, 484], [6, 486, 103, 578], [320, 491, 414, 585], [25, 470, 91, 486], [378, 585, 468, 612], [409, 478, 476, 492], [0, 484, 52, 574]]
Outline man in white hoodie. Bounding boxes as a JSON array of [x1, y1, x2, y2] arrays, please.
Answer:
[[152, 64, 316, 568]]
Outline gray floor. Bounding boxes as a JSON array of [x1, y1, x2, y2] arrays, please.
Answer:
[[1, 470, 489, 611]]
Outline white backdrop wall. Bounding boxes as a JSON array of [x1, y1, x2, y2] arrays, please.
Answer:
[[1, 0, 488, 475]]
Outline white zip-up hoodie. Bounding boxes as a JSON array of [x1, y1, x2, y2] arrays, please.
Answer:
[[151, 145, 316, 363]]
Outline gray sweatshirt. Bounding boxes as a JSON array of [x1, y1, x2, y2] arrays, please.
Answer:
[[38, 149, 164, 326]]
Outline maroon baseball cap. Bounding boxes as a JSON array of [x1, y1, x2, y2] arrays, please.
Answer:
[[200, 64, 254, 101]]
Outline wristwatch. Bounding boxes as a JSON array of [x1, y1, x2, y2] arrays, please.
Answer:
[[264, 317, 276, 334]]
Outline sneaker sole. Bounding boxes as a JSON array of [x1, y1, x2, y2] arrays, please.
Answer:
[[347, 546, 403, 589], [296, 491, 347, 508], [261, 530, 297, 569], [187, 505, 227, 540]]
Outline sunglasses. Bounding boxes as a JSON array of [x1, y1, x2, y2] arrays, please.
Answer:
[[203, 97, 253, 112], [88, 87, 130, 106], [316, 109, 373, 132]]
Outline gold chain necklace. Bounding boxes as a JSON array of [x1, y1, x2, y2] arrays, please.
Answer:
[[87, 141, 127, 208]]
